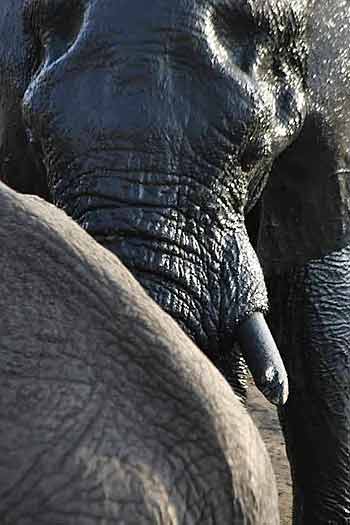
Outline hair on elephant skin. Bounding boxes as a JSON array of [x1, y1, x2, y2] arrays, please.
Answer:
[[0, 181, 280, 524]]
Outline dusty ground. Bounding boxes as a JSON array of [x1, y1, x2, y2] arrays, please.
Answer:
[[247, 383, 293, 525]]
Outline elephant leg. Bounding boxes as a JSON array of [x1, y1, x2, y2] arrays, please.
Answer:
[[267, 244, 350, 524]]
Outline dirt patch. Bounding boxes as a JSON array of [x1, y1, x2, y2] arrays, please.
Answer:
[[247, 384, 293, 525]]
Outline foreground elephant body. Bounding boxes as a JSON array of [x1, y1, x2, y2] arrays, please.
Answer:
[[0, 181, 279, 524]]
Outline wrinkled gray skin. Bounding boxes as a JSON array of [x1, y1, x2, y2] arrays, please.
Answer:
[[0, 0, 311, 405], [260, 1, 350, 522], [0, 181, 279, 524], [4, 0, 350, 521]]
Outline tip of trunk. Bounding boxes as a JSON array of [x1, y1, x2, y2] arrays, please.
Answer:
[[236, 312, 289, 406]]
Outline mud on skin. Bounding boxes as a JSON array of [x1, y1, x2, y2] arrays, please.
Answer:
[[0, 1, 309, 401]]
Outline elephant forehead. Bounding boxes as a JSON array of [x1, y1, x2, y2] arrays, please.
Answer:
[[22, 0, 308, 39], [0, 0, 308, 75]]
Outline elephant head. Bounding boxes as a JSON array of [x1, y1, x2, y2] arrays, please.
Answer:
[[0, 0, 309, 402]]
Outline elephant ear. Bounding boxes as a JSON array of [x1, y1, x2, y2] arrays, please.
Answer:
[[258, 113, 350, 278], [259, 0, 350, 278]]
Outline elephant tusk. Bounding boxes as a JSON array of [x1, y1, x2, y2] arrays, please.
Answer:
[[236, 312, 289, 406]]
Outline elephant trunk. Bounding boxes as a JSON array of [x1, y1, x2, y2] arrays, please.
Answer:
[[54, 162, 288, 405], [236, 313, 289, 406]]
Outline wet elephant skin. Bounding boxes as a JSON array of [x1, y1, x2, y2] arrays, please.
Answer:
[[0, 0, 308, 402], [0, 181, 280, 524], [260, 0, 350, 522]]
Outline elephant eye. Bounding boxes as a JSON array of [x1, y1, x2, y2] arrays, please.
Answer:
[[213, 4, 259, 43], [29, 0, 85, 65], [209, 4, 268, 74]]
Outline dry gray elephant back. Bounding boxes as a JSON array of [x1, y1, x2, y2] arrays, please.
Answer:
[[0, 182, 279, 524]]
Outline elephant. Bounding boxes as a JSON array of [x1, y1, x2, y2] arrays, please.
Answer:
[[0, 0, 317, 519], [0, 0, 314, 407], [256, 0, 350, 523], [0, 180, 280, 524]]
